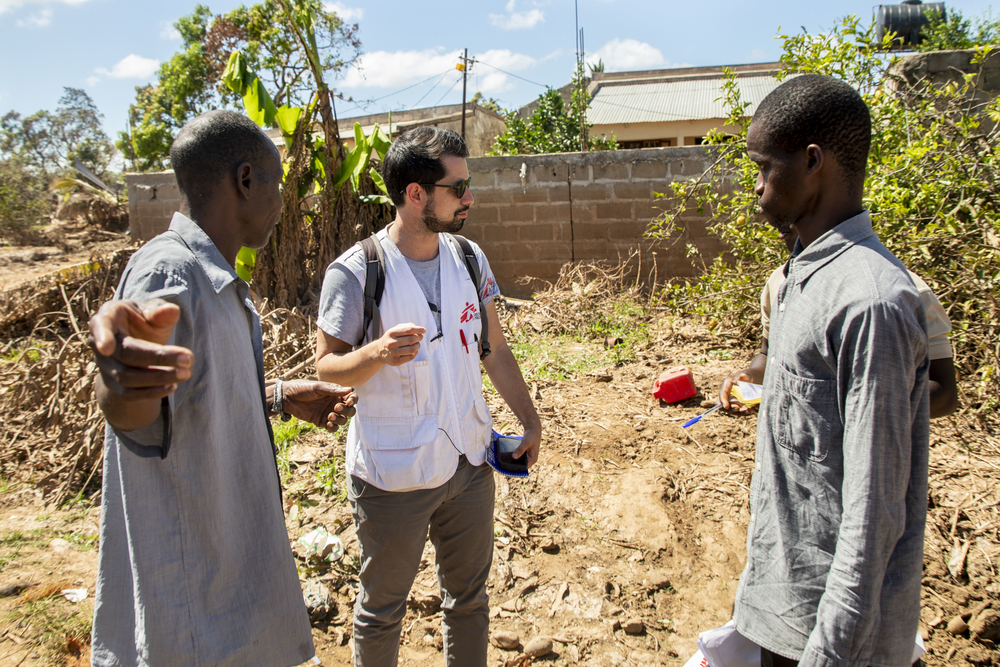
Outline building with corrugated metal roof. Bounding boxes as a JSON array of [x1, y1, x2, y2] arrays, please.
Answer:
[[587, 62, 785, 148]]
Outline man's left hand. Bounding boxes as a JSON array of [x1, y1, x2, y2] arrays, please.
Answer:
[[513, 424, 542, 469], [281, 380, 357, 432]]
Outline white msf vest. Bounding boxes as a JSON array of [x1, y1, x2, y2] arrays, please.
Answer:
[[343, 229, 493, 491]]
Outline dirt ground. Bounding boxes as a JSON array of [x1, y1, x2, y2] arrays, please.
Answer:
[[0, 229, 997, 666]]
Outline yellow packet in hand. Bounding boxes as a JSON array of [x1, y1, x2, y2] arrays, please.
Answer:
[[733, 381, 763, 406]]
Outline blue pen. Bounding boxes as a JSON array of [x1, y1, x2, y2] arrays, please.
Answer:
[[682, 403, 722, 429]]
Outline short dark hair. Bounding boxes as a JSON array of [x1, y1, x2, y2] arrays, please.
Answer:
[[752, 74, 871, 190], [169, 110, 277, 202], [382, 127, 469, 206]]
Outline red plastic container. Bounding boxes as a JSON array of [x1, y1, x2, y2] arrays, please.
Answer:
[[652, 366, 697, 403]]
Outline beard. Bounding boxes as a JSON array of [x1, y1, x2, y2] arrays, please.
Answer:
[[421, 206, 468, 234]]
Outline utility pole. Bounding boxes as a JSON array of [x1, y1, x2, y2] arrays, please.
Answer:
[[459, 48, 469, 140]]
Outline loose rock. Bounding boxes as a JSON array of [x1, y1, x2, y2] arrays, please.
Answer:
[[946, 615, 969, 635], [302, 579, 334, 622], [623, 618, 645, 635], [491, 630, 520, 650], [970, 608, 1000, 642], [423, 633, 443, 650], [523, 636, 553, 657], [962, 646, 992, 666]]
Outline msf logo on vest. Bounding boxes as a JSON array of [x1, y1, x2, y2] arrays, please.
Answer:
[[460, 302, 480, 323]]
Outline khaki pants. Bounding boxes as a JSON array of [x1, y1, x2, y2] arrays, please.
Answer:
[[349, 457, 495, 667]]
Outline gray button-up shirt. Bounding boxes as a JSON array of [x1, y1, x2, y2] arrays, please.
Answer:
[[91, 213, 314, 666], [734, 212, 930, 667]]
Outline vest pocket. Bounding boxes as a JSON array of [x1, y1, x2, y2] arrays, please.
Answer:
[[412, 359, 432, 416], [356, 414, 441, 491]]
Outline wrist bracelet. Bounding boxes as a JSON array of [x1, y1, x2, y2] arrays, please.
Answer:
[[273, 379, 292, 422]]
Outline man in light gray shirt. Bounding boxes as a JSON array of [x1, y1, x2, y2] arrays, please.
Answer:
[[732, 76, 929, 667], [88, 110, 356, 666]]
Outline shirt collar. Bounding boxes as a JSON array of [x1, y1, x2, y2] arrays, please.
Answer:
[[788, 210, 876, 284], [167, 212, 241, 294]]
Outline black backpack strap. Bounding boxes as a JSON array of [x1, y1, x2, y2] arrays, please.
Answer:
[[447, 234, 491, 360], [359, 235, 386, 347]]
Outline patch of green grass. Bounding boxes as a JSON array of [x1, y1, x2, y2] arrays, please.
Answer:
[[585, 298, 653, 366], [5, 597, 93, 663], [316, 458, 347, 502], [273, 416, 316, 480], [1, 340, 44, 363], [506, 334, 607, 385]]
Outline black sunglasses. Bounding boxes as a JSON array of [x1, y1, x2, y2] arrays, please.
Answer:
[[418, 176, 472, 199]]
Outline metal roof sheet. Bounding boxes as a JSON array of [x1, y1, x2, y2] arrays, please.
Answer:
[[587, 74, 783, 126]]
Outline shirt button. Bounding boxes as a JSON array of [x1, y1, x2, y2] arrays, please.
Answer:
[[750, 513, 755, 523], [779, 303, 786, 312], [755, 462, 761, 472]]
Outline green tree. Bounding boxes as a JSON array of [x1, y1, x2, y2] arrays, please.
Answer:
[[488, 64, 617, 155], [917, 8, 1000, 52], [119, 0, 360, 171], [1, 87, 115, 180], [650, 16, 1000, 413]]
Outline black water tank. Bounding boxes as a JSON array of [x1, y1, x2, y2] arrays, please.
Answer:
[[876, 1, 946, 47]]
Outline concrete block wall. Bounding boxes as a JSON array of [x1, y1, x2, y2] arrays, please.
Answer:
[[123, 147, 727, 299], [125, 171, 180, 241], [461, 146, 725, 298]]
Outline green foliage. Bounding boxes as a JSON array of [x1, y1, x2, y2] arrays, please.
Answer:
[[119, 0, 360, 171], [649, 16, 1000, 412], [918, 8, 1000, 52], [470, 92, 502, 113], [488, 63, 617, 156], [0, 87, 113, 240], [273, 416, 315, 479], [0, 157, 50, 240], [1, 87, 116, 180]]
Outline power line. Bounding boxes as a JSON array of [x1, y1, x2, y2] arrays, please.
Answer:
[[476, 59, 548, 88], [434, 73, 463, 107], [335, 68, 457, 115], [409, 70, 453, 110]]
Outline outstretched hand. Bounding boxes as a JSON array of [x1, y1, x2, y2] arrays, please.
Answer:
[[281, 380, 357, 432], [88, 298, 194, 401]]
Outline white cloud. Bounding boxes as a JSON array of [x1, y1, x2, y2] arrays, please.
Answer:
[[91, 54, 161, 85], [588, 38, 673, 72], [0, 0, 89, 15], [489, 7, 543, 30], [160, 22, 180, 40], [323, 1, 362, 21], [15, 7, 49, 26], [86, 75, 100, 86], [339, 47, 536, 97]]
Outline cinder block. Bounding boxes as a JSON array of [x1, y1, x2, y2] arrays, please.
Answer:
[[570, 202, 598, 222], [592, 163, 629, 181], [573, 239, 614, 261], [512, 187, 551, 204], [632, 161, 669, 180], [537, 242, 573, 261], [927, 50, 972, 73], [613, 182, 652, 200], [484, 224, 515, 243], [496, 169, 527, 187], [574, 222, 609, 241], [609, 221, 650, 240], [570, 183, 609, 201], [531, 164, 565, 186], [472, 188, 515, 206], [518, 223, 557, 242], [534, 203, 571, 224], [595, 202, 633, 221], [469, 170, 499, 188], [499, 204, 535, 223], [156, 182, 180, 201], [469, 206, 500, 225]]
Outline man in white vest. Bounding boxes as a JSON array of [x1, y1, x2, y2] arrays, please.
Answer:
[[315, 126, 542, 666]]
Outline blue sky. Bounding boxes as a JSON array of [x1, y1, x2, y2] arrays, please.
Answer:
[[1, 0, 997, 150]]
